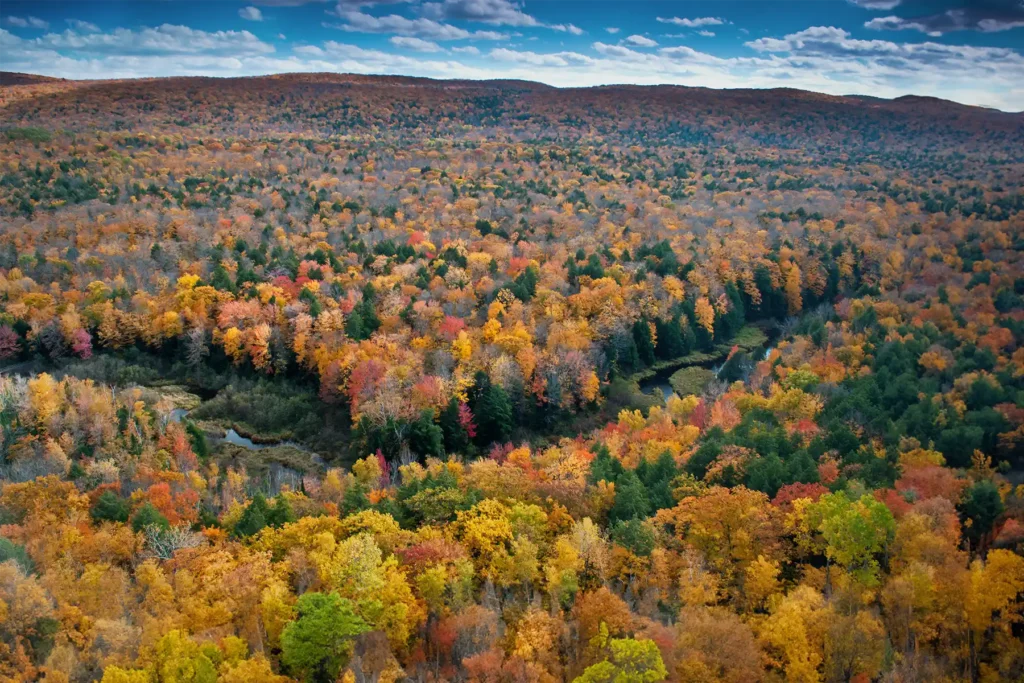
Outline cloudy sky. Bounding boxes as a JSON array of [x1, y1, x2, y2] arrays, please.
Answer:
[[2, 0, 1023, 111]]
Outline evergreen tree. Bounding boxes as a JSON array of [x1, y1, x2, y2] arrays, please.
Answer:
[[210, 263, 235, 293], [342, 481, 370, 515], [589, 443, 625, 484], [234, 493, 270, 537], [636, 451, 678, 511], [439, 398, 471, 454], [185, 421, 209, 460], [610, 519, 656, 557], [267, 495, 295, 528], [632, 318, 656, 366], [960, 480, 1004, 545], [654, 315, 685, 360], [131, 502, 170, 533], [345, 309, 366, 341], [745, 454, 787, 497], [358, 283, 381, 334], [92, 490, 131, 523], [473, 380, 514, 445], [609, 471, 650, 522], [409, 410, 445, 458]]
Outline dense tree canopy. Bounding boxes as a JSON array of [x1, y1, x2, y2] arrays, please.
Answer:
[[0, 72, 1022, 682]]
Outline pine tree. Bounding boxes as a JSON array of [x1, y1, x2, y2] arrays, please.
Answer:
[[92, 490, 131, 523], [234, 494, 270, 537], [632, 318, 656, 366], [590, 443, 625, 483], [474, 382, 514, 445], [345, 309, 366, 341], [409, 410, 444, 458], [654, 316, 685, 360], [609, 471, 650, 522], [131, 502, 170, 533]]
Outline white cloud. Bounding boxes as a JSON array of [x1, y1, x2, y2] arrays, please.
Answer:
[[697, 30, 715, 37], [420, 0, 540, 27], [489, 46, 593, 67], [864, 15, 941, 36], [624, 34, 658, 48], [605, 27, 620, 34], [866, 11, 1024, 36], [239, 7, 265, 21], [390, 35, 443, 52], [592, 42, 645, 60], [330, 10, 507, 40], [860, 4, 1024, 35], [740, 26, 1024, 107], [263, 0, 415, 4], [848, 0, 902, 9], [6, 16, 49, 29], [313, 40, 494, 76], [656, 17, 725, 28], [551, 23, 584, 36], [32, 24, 275, 56], [66, 20, 101, 33], [978, 18, 1024, 32], [253, 0, 333, 4], [452, 45, 480, 54]]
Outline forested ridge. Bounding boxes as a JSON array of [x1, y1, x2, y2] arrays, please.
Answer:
[[0, 72, 1023, 683]]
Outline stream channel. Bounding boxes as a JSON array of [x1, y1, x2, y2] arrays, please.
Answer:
[[638, 344, 775, 402]]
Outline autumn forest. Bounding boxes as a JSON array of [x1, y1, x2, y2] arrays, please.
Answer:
[[1, 71, 1023, 683]]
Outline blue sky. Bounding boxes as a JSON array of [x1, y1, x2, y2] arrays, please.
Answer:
[[2, 1, 1023, 110]]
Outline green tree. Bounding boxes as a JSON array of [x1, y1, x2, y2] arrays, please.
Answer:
[[92, 490, 131, 523], [610, 519, 656, 557], [342, 481, 370, 515], [131, 502, 170, 533], [357, 283, 381, 335], [409, 411, 444, 458], [609, 471, 650, 523], [0, 537, 33, 573], [267, 495, 295, 528], [151, 630, 218, 683], [589, 443, 625, 484], [281, 592, 369, 683], [635, 451, 677, 512], [574, 636, 667, 683], [438, 398, 471, 454], [960, 479, 1004, 546], [234, 493, 270, 538], [210, 263, 235, 293], [345, 310, 366, 341], [473, 381, 513, 445], [807, 492, 896, 585], [654, 316, 685, 360]]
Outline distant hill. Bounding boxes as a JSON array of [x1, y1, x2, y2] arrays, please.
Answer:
[[1, 71, 1020, 151], [0, 72, 67, 86]]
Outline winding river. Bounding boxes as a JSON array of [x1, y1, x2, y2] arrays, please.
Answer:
[[639, 344, 775, 401], [167, 403, 320, 458]]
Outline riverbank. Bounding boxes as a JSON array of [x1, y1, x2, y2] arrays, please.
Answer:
[[635, 325, 772, 402], [146, 384, 327, 475]]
